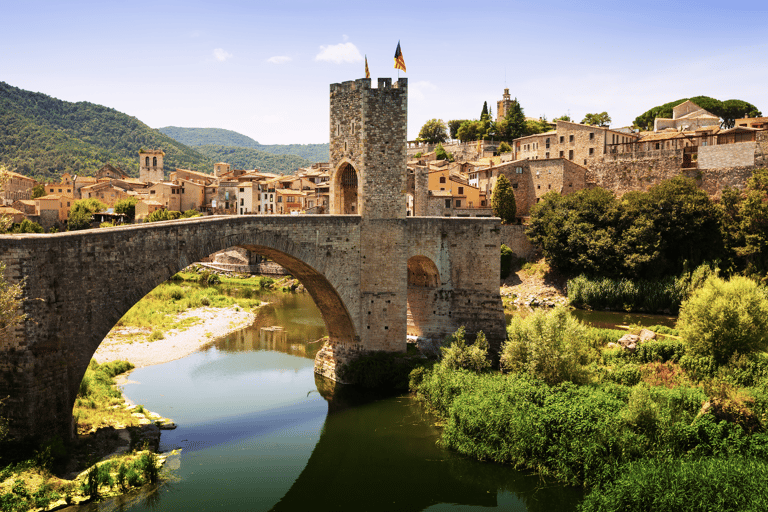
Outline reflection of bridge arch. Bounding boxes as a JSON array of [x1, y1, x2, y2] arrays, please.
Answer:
[[0, 216, 363, 441]]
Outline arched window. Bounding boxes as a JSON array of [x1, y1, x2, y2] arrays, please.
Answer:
[[145, 157, 150, 167], [152, 157, 157, 167], [337, 163, 358, 214]]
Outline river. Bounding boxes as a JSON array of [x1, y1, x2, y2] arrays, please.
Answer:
[[71, 291, 677, 512]]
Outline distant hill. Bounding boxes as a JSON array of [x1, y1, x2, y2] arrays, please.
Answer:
[[158, 126, 330, 163], [194, 145, 311, 175], [0, 82, 213, 182]]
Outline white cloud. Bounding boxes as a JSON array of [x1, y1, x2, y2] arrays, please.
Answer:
[[213, 48, 233, 62], [315, 42, 363, 64], [267, 55, 292, 64], [410, 81, 437, 101]]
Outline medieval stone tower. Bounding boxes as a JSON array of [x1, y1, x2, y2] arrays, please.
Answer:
[[327, 77, 409, 353], [497, 88, 514, 122], [139, 149, 165, 182], [329, 77, 408, 218]]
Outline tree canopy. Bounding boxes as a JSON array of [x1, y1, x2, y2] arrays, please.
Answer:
[[68, 198, 107, 231], [581, 112, 611, 127], [491, 174, 516, 224], [526, 177, 723, 278], [633, 96, 762, 130], [417, 119, 448, 144]]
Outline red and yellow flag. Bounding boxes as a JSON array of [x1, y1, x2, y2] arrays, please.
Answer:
[[365, 55, 370, 79], [394, 41, 406, 72]]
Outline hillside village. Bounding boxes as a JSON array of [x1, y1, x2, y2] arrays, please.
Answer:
[[2, 92, 767, 231]]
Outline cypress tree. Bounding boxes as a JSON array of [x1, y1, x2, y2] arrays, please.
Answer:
[[491, 174, 517, 224]]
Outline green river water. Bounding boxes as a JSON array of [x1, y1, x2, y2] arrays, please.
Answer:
[[67, 291, 675, 512]]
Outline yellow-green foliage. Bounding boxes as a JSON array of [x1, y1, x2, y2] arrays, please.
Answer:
[[678, 276, 768, 365], [115, 281, 261, 330], [501, 306, 599, 385], [440, 327, 491, 373], [73, 360, 136, 433]]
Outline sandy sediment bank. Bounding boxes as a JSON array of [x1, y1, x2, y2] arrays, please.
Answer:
[[93, 306, 256, 368]]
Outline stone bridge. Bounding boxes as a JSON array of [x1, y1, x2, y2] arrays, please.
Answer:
[[0, 76, 506, 442]]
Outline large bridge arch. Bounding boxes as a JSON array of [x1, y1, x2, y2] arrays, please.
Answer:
[[0, 215, 364, 441]]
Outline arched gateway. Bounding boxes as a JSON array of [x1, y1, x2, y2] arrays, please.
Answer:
[[0, 77, 505, 443]]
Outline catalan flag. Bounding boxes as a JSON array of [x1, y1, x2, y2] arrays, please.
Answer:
[[394, 41, 406, 72], [365, 55, 370, 79]]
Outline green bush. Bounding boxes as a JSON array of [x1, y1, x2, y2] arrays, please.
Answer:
[[678, 276, 768, 365], [148, 330, 164, 341], [579, 457, 768, 512], [439, 327, 491, 373], [502, 307, 599, 385], [634, 338, 686, 364]]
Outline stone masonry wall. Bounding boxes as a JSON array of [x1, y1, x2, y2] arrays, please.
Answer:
[[499, 224, 536, 260], [698, 142, 756, 169]]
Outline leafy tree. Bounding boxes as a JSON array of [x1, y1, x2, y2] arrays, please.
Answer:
[[553, 115, 571, 122], [145, 209, 182, 223], [491, 174, 516, 224], [181, 209, 202, 218], [1, 262, 25, 337], [31, 184, 46, 198], [678, 275, 768, 365], [114, 197, 139, 220], [10, 219, 44, 233], [581, 112, 611, 127], [434, 144, 454, 162], [440, 326, 491, 373], [498, 141, 512, 153], [456, 120, 483, 142], [480, 101, 489, 121], [417, 118, 448, 144], [446, 120, 467, 140], [497, 99, 526, 141], [523, 119, 553, 135], [68, 198, 107, 231]]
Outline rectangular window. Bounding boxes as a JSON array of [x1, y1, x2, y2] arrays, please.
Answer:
[[512, 183, 518, 189], [569, 135, 574, 142], [568, 150, 574, 159], [545, 152, 550, 158], [589, 147, 594, 155], [239, 188, 244, 192], [589, 132, 594, 140], [445, 199, 451, 208], [559, 136, 564, 143], [455, 199, 462, 208], [516, 167, 523, 174], [240, 198, 244, 206], [546, 138, 550, 148], [458, 187, 464, 194], [559, 151, 564, 157], [439, 176, 446, 183]]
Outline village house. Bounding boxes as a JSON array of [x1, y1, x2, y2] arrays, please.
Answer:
[[1, 170, 36, 205], [135, 199, 164, 222], [653, 100, 720, 132], [147, 182, 181, 211]]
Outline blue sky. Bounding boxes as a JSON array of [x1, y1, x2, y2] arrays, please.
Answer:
[[2, 0, 767, 144]]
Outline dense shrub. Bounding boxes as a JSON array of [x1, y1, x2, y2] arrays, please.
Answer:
[[579, 457, 768, 512], [567, 274, 687, 313], [439, 327, 491, 373], [502, 307, 599, 385], [678, 276, 768, 365], [412, 365, 759, 487]]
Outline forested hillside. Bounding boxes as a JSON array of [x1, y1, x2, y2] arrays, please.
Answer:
[[0, 82, 213, 181], [194, 145, 311, 175], [158, 126, 329, 163]]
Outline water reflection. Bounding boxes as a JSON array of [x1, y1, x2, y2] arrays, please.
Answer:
[[70, 290, 581, 512]]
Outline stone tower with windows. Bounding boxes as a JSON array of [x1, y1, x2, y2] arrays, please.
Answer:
[[329, 77, 408, 218], [139, 149, 165, 183], [326, 77, 409, 353], [497, 88, 514, 122]]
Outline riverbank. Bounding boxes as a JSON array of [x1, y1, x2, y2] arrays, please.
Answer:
[[94, 305, 256, 369]]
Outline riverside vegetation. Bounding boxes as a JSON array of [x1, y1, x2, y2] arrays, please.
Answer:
[[411, 274, 768, 512]]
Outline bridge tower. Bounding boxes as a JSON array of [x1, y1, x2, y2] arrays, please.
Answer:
[[317, 78, 409, 371]]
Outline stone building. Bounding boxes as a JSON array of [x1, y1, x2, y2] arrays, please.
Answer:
[[139, 149, 165, 182], [496, 88, 515, 121], [1, 170, 35, 205], [513, 120, 640, 167], [653, 100, 720, 132]]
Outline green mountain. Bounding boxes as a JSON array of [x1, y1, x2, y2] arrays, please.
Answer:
[[0, 82, 213, 181], [195, 145, 311, 175], [158, 126, 330, 163]]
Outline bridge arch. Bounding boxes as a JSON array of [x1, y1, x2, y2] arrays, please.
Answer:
[[406, 255, 450, 339], [0, 215, 363, 441], [331, 160, 360, 215]]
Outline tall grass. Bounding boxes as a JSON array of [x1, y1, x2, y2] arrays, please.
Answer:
[[412, 364, 768, 487], [579, 457, 768, 512], [567, 262, 718, 313]]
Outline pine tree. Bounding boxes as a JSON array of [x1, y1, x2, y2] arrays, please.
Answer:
[[491, 173, 517, 224], [481, 101, 489, 121]]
